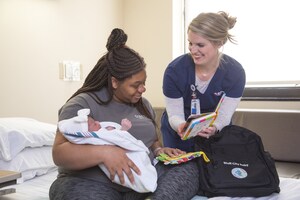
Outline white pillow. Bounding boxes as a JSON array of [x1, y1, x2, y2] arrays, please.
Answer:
[[0, 117, 57, 161], [0, 146, 57, 183]]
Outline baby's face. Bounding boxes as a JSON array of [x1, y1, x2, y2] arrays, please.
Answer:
[[87, 117, 101, 131]]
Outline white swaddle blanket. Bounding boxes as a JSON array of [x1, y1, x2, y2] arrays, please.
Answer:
[[58, 109, 158, 193]]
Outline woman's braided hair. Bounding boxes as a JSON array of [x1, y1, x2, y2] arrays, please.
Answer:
[[68, 28, 155, 124]]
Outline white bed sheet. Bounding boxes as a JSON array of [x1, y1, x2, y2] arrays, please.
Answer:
[[1, 172, 300, 200], [1, 170, 58, 200], [192, 177, 300, 200]]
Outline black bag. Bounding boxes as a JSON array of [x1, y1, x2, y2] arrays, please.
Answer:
[[194, 125, 280, 197]]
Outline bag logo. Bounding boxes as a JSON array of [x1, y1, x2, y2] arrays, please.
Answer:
[[231, 167, 248, 179]]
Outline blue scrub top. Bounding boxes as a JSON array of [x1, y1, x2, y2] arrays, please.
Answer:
[[161, 53, 245, 152]]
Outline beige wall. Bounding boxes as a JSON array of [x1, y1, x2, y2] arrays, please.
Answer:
[[123, 0, 173, 107], [0, 0, 298, 124], [0, 0, 123, 123], [0, 0, 174, 123]]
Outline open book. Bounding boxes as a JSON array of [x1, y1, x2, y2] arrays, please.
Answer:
[[181, 92, 226, 140]]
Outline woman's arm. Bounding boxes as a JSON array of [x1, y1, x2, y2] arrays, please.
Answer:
[[52, 130, 108, 169], [52, 130, 140, 184], [164, 96, 186, 132], [213, 96, 241, 131]]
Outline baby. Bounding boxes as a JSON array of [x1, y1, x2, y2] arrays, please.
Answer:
[[87, 115, 132, 132], [58, 108, 157, 193]]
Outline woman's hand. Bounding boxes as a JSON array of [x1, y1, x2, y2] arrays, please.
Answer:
[[177, 122, 187, 138], [101, 145, 140, 185], [177, 122, 217, 139], [196, 126, 218, 139], [154, 147, 186, 157]]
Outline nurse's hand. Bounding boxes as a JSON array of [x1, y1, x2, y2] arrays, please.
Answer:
[[197, 126, 218, 139]]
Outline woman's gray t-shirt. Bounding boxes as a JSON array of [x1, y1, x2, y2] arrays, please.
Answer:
[[57, 88, 158, 184]]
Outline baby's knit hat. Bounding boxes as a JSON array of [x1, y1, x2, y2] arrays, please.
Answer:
[[58, 108, 90, 133]]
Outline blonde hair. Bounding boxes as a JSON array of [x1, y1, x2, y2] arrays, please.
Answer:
[[188, 11, 237, 46]]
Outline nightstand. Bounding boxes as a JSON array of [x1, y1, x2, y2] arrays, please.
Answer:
[[0, 170, 21, 196]]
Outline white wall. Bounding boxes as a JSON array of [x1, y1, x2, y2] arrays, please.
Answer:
[[0, 0, 124, 123]]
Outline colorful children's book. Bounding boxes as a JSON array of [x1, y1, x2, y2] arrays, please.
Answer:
[[181, 92, 226, 140], [156, 151, 210, 165]]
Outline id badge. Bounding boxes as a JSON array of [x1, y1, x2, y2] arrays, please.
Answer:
[[190, 84, 200, 115]]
